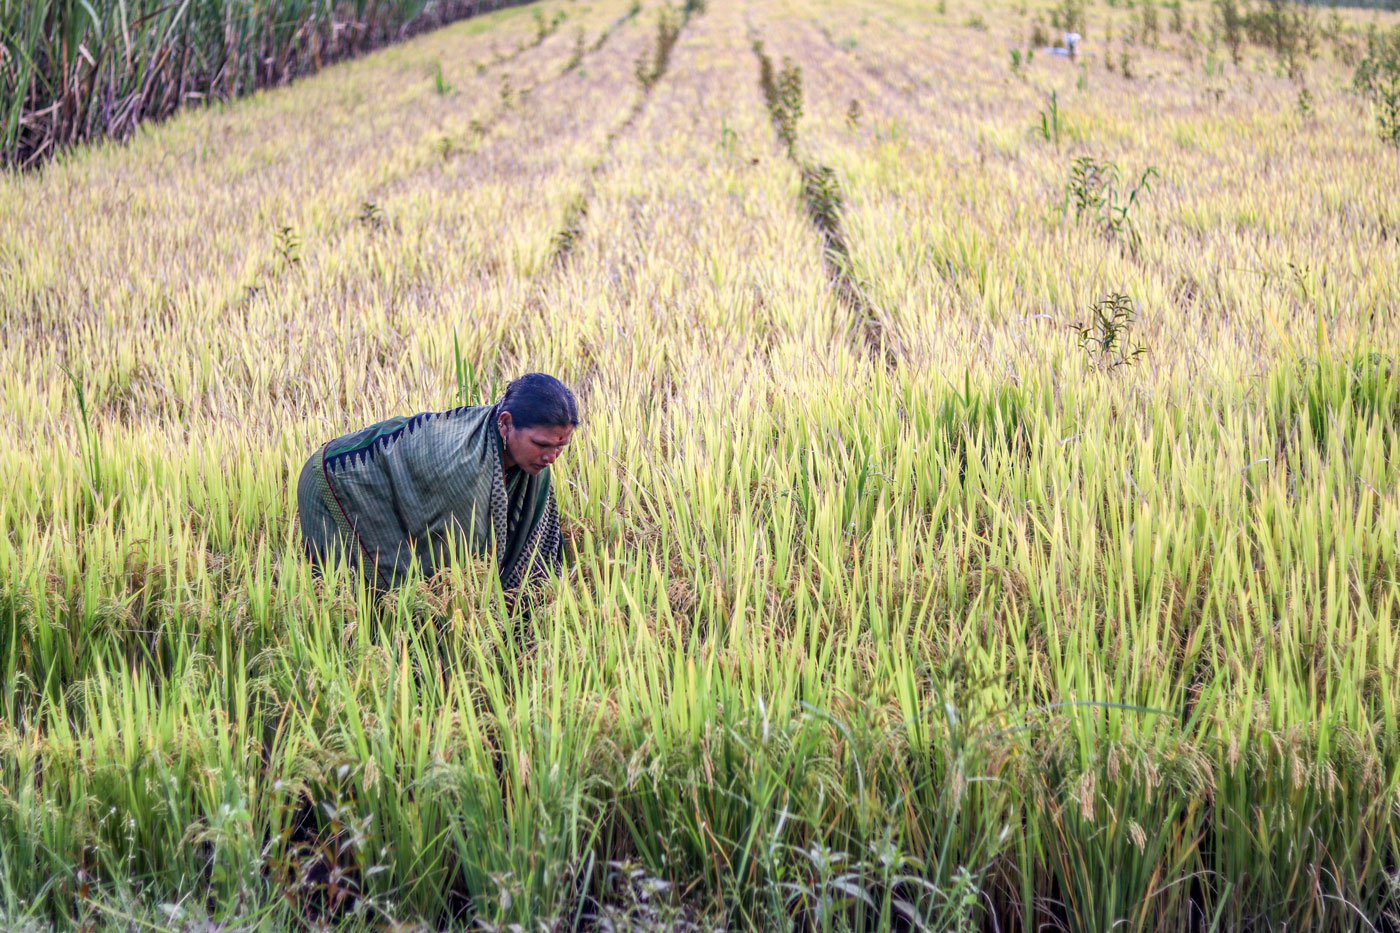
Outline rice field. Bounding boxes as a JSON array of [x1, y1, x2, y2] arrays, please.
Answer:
[[2, 0, 1399, 928]]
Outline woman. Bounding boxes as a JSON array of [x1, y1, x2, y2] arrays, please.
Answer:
[[297, 373, 577, 590]]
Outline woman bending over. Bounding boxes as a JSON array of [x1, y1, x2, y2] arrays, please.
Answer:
[[297, 373, 577, 590]]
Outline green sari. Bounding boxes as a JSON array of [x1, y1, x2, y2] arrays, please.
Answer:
[[296, 403, 562, 589]]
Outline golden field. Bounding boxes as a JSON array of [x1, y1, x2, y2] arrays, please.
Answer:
[[1, 0, 1398, 927]]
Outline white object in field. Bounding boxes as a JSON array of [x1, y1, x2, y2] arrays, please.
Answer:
[[1039, 32, 1083, 58]]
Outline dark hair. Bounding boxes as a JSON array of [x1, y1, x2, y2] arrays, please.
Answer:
[[499, 373, 579, 429]]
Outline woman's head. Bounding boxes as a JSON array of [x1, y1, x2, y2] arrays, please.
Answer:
[[496, 373, 578, 475]]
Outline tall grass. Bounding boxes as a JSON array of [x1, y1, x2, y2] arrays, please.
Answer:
[[0, 0, 537, 168]]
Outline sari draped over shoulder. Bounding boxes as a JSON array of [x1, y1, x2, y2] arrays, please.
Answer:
[[296, 403, 562, 589]]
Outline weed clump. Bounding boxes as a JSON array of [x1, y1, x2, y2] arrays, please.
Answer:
[[775, 59, 804, 152], [1139, 0, 1161, 47], [1215, 0, 1319, 76], [275, 225, 302, 266], [1051, 0, 1086, 35], [1296, 85, 1314, 118], [357, 201, 385, 230], [1063, 155, 1158, 254], [754, 42, 804, 154], [532, 8, 566, 46], [1353, 25, 1400, 146], [755, 40, 776, 104], [1070, 293, 1148, 370], [801, 163, 844, 245], [635, 9, 682, 91], [565, 28, 587, 72], [1218, 0, 1246, 65]]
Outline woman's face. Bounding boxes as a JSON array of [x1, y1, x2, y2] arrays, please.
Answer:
[[499, 412, 574, 475]]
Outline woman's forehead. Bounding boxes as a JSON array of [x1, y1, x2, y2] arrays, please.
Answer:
[[526, 424, 574, 445]]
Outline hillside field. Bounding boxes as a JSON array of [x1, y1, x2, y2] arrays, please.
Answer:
[[2, 0, 1400, 928]]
